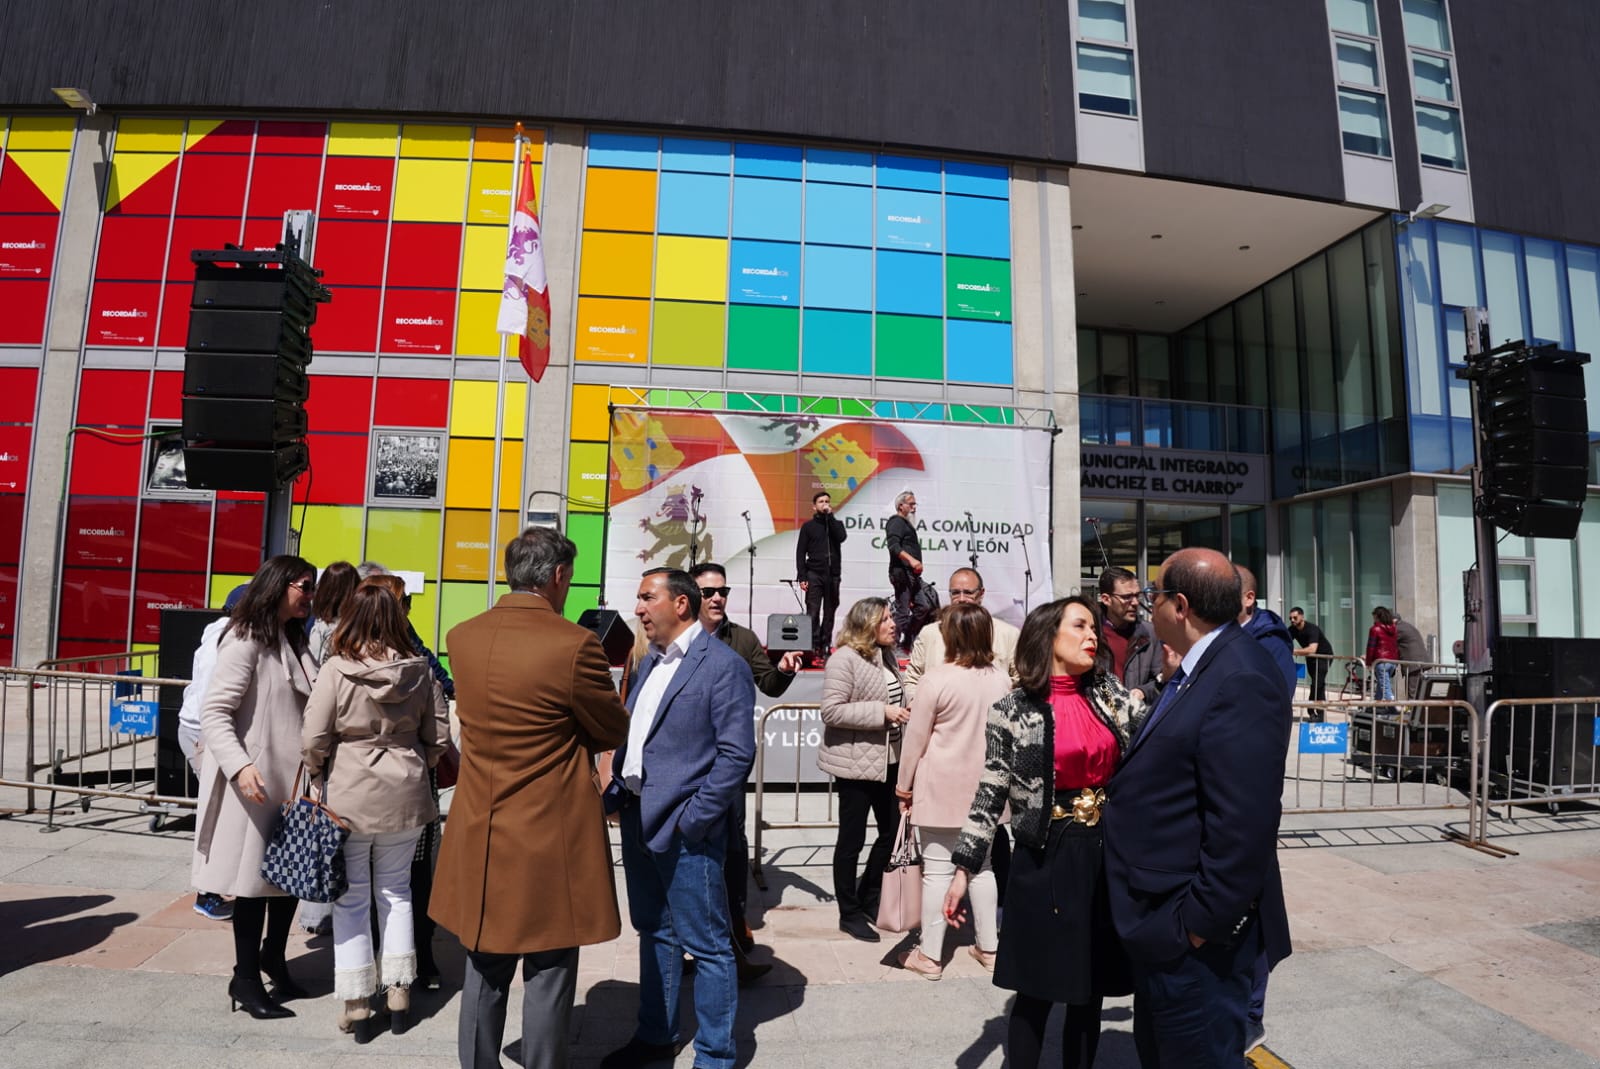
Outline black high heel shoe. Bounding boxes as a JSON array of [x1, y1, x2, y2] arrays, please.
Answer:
[[228, 977, 295, 1020], [263, 968, 310, 1001]]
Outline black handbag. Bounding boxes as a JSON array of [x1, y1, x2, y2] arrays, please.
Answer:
[[260, 766, 351, 903]]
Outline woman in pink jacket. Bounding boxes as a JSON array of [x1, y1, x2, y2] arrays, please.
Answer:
[[894, 602, 1013, 979]]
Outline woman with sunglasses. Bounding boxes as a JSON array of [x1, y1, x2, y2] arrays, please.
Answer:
[[190, 555, 320, 1020]]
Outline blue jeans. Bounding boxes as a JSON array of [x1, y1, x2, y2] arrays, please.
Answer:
[[1131, 923, 1259, 1068], [620, 804, 737, 1069], [1375, 662, 1396, 701]]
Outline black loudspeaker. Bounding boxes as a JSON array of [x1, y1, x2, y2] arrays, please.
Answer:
[[184, 350, 308, 402], [182, 442, 309, 491], [156, 608, 226, 798], [1489, 636, 1600, 792], [579, 608, 635, 666], [181, 397, 308, 445], [1476, 347, 1590, 539], [766, 613, 813, 652]]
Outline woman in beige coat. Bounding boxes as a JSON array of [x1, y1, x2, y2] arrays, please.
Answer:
[[894, 602, 1012, 979], [819, 596, 909, 942], [190, 554, 320, 1021], [302, 583, 448, 1041]]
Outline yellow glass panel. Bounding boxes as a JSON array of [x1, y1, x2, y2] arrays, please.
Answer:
[[114, 117, 185, 153], [570, 383, 612, 441], [609, 386, 650, 407], [298, 505, 366, 568], [467, 161, 512, 224], [7, 115, 77, 149], [567, 442, 610, 511], [655, 237, 728, 303], [105, 151, 176, 212], [578, 231, 653, 298], [502, 381, 528, 440], [474, 126, 543, 162], [450, 380, 497, 437], [653, 301, 726, 368], [446, 438, 493, 509], [0, 117, 6, 150], [455, 290, 503, 358], [400, 124, 472, 159], [209, 573, 253, 608], [328, 121, 399, 156], [183, 119, 224, 152], [441, 511, 520, 581], [575, 297, 650, 364], [8, 151, 72, 211], [460, 224, 505, 290], [392, 158, 469, 222], [582, 168, 657, 233], [364, 508, 442, 574]]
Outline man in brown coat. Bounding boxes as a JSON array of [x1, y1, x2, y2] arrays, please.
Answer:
[[431, 527, 630, 1069]]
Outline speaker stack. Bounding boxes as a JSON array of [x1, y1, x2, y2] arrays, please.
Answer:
[[181, 247, 329, 492]]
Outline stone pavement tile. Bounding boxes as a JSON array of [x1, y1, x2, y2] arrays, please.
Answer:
[[137, 927, 236, 975], [1377, 935, 1486, 973], [53, 922, 183, 969], [1533, 917, 1600, 958], [1429, 934, 1600, 1058], [0, 849, 53, 879], [5, 850, 186, 892], [141, 890, 219, 929]]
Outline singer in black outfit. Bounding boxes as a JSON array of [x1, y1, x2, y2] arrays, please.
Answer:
[[796, 491, 848, 659]]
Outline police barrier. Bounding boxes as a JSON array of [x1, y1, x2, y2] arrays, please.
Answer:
[[750, 702, 836, 890], [1365, 658, 1462, 702], [1478, 697, 1600, 830], [1297, 653, 1367, 701], [34, 649, 163, 676], [0, 666, 194, 829]]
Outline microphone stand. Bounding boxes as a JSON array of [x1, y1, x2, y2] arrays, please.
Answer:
[[1019, 518, 1034, 615], [687, 486, 705, 571], [965, 509, 980, 571], [742, 510, 757, 630]]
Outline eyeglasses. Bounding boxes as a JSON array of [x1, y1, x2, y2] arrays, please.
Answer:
[[698, 586, 731, 599], [1105, 591, 1141, 603], [1141, 583, 1179, 602], [290, 580, 316, 594], [948, 587, 981, 598]]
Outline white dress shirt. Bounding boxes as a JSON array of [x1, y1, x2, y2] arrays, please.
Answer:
[[621, 620, 703, 791]]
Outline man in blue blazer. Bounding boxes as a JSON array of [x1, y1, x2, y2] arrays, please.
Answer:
[[601, 568, 757, 1069], [1103, 548, 1292, 1067]]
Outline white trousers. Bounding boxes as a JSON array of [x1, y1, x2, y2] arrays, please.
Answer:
[[332, 827, 422, 999], [917, 825, 998, 960]]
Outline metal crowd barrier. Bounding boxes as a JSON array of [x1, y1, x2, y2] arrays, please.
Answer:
[[35, 648, 163, 677], [0, 665, 194, 830], [1478, 696, 1600, 832], [750, 702, 835, 890], [1297, 653, 1366, 700], [1287, 697, 1479, 817], [1365, 658, 1461, 702]]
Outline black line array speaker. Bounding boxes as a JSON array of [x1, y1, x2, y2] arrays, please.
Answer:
[[1490, 636, 1600, 791], [579, 608, 635, 666]]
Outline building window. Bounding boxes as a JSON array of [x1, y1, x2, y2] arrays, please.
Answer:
[[1076, 0, 1137, 116], [1402, 0, 1467, 170], [1326, 1, 1391, 158]]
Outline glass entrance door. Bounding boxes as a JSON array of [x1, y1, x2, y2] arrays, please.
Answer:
[[1081, 499, 1265, 593]]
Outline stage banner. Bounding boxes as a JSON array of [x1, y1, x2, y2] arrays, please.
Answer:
[[605, 409, 1053, 634]]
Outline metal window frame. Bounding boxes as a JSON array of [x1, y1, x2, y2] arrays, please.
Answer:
[[1071, 0, 1142, 118]]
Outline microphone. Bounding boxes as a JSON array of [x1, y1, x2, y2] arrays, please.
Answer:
[[741, 510, 751, 520]]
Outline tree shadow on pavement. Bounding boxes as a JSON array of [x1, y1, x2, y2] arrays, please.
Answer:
[[0, 893, 137, 977]]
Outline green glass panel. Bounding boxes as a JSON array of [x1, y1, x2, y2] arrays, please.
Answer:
[[567, 512, 606, 585], [299, 506, 365, 570], [727, 305, 799, 370], [840, 399, 874, 417], [564, 584, 601, 623], [946, 257, 1012, 321], [875, 314, 944, 379], [365, 508, 442, 575], [799, 397, 841, 415], [567, 442, 610, 512], [438, 579, 508, 655]]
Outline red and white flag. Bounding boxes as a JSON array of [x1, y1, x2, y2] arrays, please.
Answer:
[[496, 150, 551, 381]]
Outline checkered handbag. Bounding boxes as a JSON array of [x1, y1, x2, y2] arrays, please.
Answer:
[[260, 768, 351, 903]]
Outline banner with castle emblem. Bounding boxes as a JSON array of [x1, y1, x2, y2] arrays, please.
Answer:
[[605, 410, 1054, 633]]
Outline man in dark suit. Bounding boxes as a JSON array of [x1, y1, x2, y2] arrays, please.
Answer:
[[601, 568, 757, 1069], [1103, 548, 1292, 1068], [796, 490, 847, 659]]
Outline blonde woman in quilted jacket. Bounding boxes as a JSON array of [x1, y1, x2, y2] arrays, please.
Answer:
[[819, 596, 909, 943]]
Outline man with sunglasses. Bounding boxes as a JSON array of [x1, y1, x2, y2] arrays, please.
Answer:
[[1097, 567, 1164, 701], [687, 562, 804, 987]]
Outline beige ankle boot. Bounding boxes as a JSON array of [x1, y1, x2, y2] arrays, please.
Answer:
[[387, 985, 412, 1034], [337, 998, 374, 1043]]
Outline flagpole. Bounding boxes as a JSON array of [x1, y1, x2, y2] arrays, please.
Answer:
[[488, 124, 524, 609]]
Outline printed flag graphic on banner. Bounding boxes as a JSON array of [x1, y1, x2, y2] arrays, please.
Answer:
[[497, 149, 551, 381]]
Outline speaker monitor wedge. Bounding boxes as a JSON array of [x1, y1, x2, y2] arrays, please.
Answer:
[[578, 608, 636, 666], [766, 613, 813, 652]]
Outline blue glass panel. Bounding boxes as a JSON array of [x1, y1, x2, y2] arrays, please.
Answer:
[[802, 309, 871, 375], [804, 183, 873, 247], [1448, 416, 1475, 473], [876, 189, 942, 252], [875, 250, 942, 316], [661, 137, 730, 173], [945, 160, 1009, 198], [947, 320, 1014, 384], [734, 142, 802, 179], [656, 172, 729, 236], [587, 132, 658, 169], [946, 195, 1011, 259], [728, 240, 800, 306], [802, 245, 871, 310], [805, 147, 873, 185], [732, 177, 801, 242], [877, 154, 942, 191], [1409, 414, 1455, 474], [873, 401, 947, 421], [1481, 230, 1528, 345]]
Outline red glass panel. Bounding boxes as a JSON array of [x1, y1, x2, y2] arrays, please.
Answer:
[[0, 427, 32, 494], [213, 498, 264, 573], [136, 499, 211, 572], [175, 153, 249, 218], [298, 434, 368, 504], [68, 434, 143, 496], [132, 569, 208, 642], [184, 119, 257, 154], [149, 370, 183, 421], [385, 222, 462, 289], [0, 280, 48, 345], [0, 214, 58, 278], [255, 121, 327, 155], [240, 217, 288, 256], [86, 282, 161, 347], [0, 494, 25, 564], [320, 156, 395, 221], [316, 220, 387, 286], [375, 377, 449, 427], [0, 368, 38, 421], [380, 289, 456, 356], [104, 156, 178, 216], [63, 497, 139, 568], [247, 154, 323, 219], [96, 215, 170, 281], [158, 283, 193, 349], [167, 217, 243, 279], [311, 284, 381, 353], [59, 567, 135, 641], [0, 569, 16, 646], [77, 370, 151, 427], [305, 375, 374, 433], [0, 159, 63, 214]]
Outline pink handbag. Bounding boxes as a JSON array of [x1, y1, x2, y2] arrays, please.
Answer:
[[875, 814, 923, 933]]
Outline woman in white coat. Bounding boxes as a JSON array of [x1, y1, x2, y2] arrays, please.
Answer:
[[190, 554, 319, 1020]]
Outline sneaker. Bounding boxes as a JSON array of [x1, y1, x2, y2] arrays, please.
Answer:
[[1245, 1020, 1266, 1054], [193, 893, 233, 921]]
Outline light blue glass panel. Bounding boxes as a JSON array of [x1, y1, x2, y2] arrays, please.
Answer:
[[1523, 238, 1567, 346], [587, 132, 658, 169], [805, 147, 873, 185], [804, 182, 873, 247], [1402, 0, 1451, 51], [1080, 0, 1128, 42], [802, 245, 871, 311], [734, 142, 802, 179], [1336, 39, 1382, 88], [947, 194, 1011, 259], [1338, 89, 1390, 156], [873, 401, 946, 421], [656, 172, 729, 236], [947, 320, 1014, 384], [1328, 0, 1378, 36], [875, 250, 942, 316], [877, 154, 942, 192], [1403, 225, 1445, 416], [661, 138, 731, 174], [731, 177, 801, 242], [728, 240, 800, 306], [1434, 222, 1479, 307], [1078, 44, 1137, 115], [876, 189, 942, 252], [1480, 230, 1527, 346], [945, 161, 1009, 199], [802, 309, 871, 375], [1416, 103, 1466, 169], [1565, 245, 1600, 458], [1412, 52, 1455, 101]]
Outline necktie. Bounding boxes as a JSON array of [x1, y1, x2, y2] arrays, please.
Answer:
[[1138, 666, 1186, 743]]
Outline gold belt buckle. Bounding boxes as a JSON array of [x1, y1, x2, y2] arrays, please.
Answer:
[[1070, 787, 1106, 826]]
